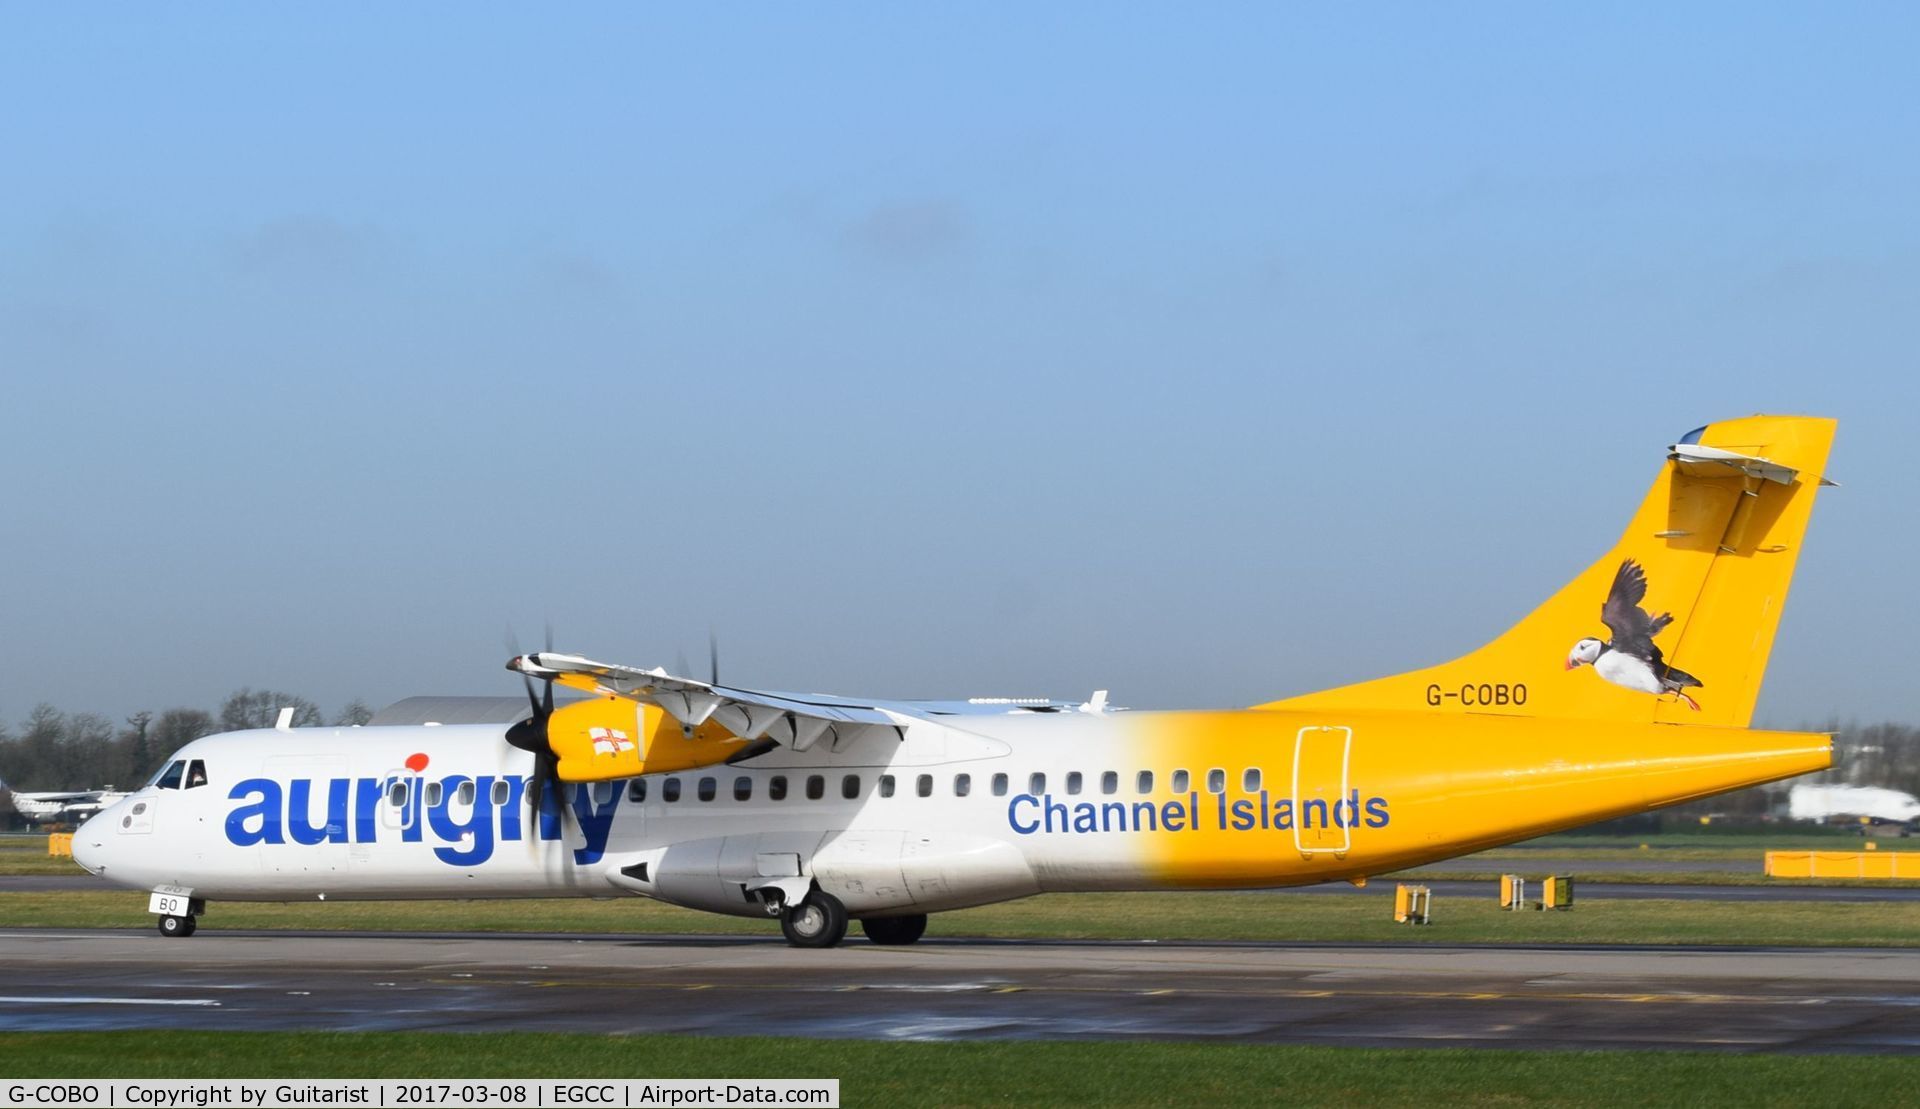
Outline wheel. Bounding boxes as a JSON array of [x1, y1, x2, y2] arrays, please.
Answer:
[[860, 914, 928, 945], [158, 914, 192, 938], [180, 916, 197, 937], [780, 891, 848, 948]]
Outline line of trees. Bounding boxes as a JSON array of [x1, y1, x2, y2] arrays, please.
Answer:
[[0, 690, 372, 797]]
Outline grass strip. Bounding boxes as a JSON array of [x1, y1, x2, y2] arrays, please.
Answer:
[[6, 888, 1919, 946], [0, 1031, 1915, 1107]]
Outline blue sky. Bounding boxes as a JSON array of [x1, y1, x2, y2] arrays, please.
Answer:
[[2, 5, 1915, 728]]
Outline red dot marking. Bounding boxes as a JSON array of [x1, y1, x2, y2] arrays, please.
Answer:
[[405, 753, 429, 772]]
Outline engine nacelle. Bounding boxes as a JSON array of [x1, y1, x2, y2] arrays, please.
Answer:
[[546, 697, 758, 782]]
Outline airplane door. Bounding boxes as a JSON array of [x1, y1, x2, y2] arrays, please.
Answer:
[[262, 756, 350, 877], [1292, 725, 1353, 856]]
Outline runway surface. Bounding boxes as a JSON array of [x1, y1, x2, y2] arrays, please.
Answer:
[[9, 873, 1918, 901], [1, 930, 1917, 1054]]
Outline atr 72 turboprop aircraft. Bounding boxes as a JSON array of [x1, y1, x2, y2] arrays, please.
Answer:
[[74, 415, 1838, 946]]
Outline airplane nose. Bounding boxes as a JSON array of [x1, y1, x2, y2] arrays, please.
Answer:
[[69, 813, 107, 875]]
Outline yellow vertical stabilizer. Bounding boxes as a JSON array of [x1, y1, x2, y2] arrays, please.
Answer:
[[1257, 415, 1835, 728]]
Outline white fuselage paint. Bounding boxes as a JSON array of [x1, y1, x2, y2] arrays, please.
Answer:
[[72, 718, 1164, 919]]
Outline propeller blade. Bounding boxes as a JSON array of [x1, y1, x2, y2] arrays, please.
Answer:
[[709, 630, 720, 686]]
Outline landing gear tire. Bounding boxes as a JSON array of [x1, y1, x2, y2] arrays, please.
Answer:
[[860, 914, 928, 945], [158, 914, 195, 938], [780, 891, 848, 948]]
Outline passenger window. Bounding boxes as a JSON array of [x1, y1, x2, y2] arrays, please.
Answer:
[[628, 778, 648, 803], [879, 775, 895, 798], [184, 760, 208, 789], [425, 781, 443, 807], [1171, 769, 1190, 793], [1136, 770, 1154, 795], [805, 775, 825, 800], [955, 773, 971, 798], [593, 781, 614, 806], [1101, 771, 1118, 795], [1066, 772, 1082, 796], [769, 776, 788, 801], [734, 777, 753, 802], [457, 780, 476, 806], [154, 761, 185, 790], [842, 775, 861, 800], [992, 773, 1008, 797], [493, 780, 511, 806], [386, 780, 408, 807], [663, 778, 682, 802], [1029, 773, 1046, 795], [1243, 768, 1262, 793], [1207, 768, 1225, 794], [916, 774, 933, 798], [697, 777, 717, 802]]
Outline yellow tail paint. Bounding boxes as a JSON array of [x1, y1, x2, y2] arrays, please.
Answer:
[[1257, 415, 1836, 728]]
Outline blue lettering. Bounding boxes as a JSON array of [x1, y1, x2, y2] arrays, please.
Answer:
[[1009, 794, 1040, 834], [1365, 796, 1391, 828], [1043, 794, 1068, 834], [1230, 798, 1256, 831], [1071, 802, 1097, 833], [1162, 799, 1185, 832], [353, 778, 380, 842], [429, 775, 496, 866], [224, 779, 284, 846], [567, 782, 621, 865], [286, 779, 350, 845], [498, 776, 527, 842]]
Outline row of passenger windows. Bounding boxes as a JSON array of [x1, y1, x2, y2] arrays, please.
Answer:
[[628, 767, 1267, 804]]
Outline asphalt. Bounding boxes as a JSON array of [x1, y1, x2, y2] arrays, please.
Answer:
[[0, 930, 1916, 1053]]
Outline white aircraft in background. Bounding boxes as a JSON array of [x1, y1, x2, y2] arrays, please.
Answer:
[[69, 416, 1840, 946], [1787, 784, 1920, 829], [6, 785, 129, 826]]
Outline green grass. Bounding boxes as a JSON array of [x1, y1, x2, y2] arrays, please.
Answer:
[[0, 1032, 1913, 1107], [0, 841, 91, 875], [7, 888, 1919, 946]]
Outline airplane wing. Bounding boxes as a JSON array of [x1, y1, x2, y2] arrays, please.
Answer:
[[509, 652, 907, 752]]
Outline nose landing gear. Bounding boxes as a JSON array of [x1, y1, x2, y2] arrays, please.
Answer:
[[157, 914, 197, 938]]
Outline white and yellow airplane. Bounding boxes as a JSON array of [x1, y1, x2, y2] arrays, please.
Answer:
[[74, 415, 1838, 946]]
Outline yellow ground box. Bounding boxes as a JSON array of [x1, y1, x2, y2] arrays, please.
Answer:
[[47, 833, 72, 857], [1394, 883, 1431, 924], [1764, 850, 1918, 878], [1499, 873, 1526, 909], [1541, 875, 1574, 910]]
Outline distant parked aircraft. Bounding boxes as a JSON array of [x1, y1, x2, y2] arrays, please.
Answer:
[[1787, 784, 1920, 829], [5, 784, 129, 825]]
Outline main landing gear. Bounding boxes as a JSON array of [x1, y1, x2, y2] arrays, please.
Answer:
[[859, 914, 927, 946], [779, 890, 848, 948], [158, 914, 197, 938]]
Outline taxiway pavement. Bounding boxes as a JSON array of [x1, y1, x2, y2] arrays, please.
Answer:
[[1, 930, 1915, 1053]]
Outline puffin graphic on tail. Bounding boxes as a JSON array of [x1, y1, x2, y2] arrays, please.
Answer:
[[1565, 559, 1705, 710]]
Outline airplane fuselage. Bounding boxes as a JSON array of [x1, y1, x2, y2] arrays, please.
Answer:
[[75, 707, 1829, 920]]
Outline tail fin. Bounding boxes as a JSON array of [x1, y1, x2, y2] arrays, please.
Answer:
[[1258, 415, 1836, 728]]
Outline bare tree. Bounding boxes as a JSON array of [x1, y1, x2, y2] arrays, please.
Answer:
[[218, 689, 323, 732], [333, 699, 374, 727], [147, 709, 217, 773]]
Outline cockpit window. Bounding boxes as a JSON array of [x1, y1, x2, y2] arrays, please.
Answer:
[[184, 760, 209, 789], [152, 761, 185, 790]]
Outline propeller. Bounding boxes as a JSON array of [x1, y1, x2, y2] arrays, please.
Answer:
[[503, 625, 566, 825]]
